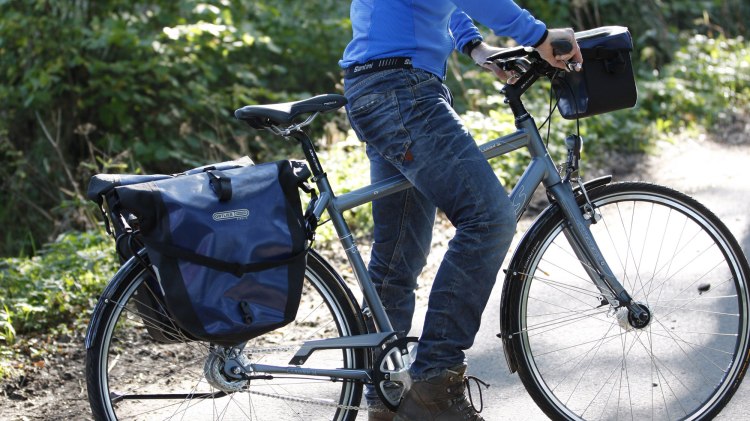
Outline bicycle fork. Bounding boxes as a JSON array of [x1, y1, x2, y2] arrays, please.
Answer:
[[497, 120, 650, 373], [548, 179, 650, 324], [548, 131, 649, 324]]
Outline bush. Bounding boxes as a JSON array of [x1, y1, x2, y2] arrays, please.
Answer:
[[639, 35, 750, 131], [453, 32, 750, 161], [0, 0, 351, 256], [0, 230, 116, 377], [0, 231, 117, 346]]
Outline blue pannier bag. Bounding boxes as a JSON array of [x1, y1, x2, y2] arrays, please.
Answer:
[[113, 160, 311, 346], [88, 156, 257, 344]]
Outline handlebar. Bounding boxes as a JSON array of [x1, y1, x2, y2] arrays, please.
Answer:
[[482, 38, 581, 119], [484, 38, 581, 79], [551, 39, 583, 72], [550, 39, 573, 56]]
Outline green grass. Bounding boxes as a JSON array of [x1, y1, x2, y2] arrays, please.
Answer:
[[0, 230, 116, 377]]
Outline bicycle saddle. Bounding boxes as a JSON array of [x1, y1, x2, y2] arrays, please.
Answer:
[[234, 94, 347, 129]]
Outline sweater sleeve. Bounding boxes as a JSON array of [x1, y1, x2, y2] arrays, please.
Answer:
[[450, 0, 547, 46], [450, 9, 482, 53]]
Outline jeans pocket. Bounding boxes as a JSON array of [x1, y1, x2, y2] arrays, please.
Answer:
[[349, 90, 393, 116], [347, 90, 412, 164]]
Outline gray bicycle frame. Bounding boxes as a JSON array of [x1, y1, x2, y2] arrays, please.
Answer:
[[323, 115, 628, 322], [247, 115, 634, 382]]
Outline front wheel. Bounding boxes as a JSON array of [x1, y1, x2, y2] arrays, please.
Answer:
[[86, 250, 366, 420], [506, 182, 750, 420]]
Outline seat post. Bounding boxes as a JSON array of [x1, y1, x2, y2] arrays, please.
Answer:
[[289, 129, 325, 178]]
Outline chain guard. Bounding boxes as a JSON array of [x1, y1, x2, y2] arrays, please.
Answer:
[[372, 336, 419, 411]]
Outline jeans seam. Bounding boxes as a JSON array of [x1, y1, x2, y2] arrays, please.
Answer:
[[389, 89, 413, 166], [380, 187, 414, 291], [407, 75, 436, 137], [455, 158, 491, 233]]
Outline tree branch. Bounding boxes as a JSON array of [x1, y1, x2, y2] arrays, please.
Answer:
[[35, 110, 83, 199]]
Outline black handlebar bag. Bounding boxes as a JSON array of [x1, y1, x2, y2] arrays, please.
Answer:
[[553, 26, 638, 119], [115, 160, 308, 347]]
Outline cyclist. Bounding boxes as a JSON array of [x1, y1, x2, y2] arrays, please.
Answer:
[[340, 1, 582, 420]]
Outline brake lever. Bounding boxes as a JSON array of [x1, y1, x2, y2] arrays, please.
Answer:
[[496, 57, 532, 74], [485, 46, 534, 63]]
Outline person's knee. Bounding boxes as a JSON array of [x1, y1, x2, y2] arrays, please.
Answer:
[[470, 201, 517, 254], [452, 208, 514, 255], [488, 204, 517, 240], [473, 194, 516, 233]]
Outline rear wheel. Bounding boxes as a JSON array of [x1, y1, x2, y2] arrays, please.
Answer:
[[86, 250, 366, 420], [506, 182, 750, 420]]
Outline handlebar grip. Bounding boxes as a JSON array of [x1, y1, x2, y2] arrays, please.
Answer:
[[550, 39, 573, 56]]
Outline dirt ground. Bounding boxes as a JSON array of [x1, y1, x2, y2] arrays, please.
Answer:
[[1, 126, 748, 420]]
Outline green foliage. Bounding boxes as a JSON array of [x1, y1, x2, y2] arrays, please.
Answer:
[[0, 231, 117, 345], [638, 35, 750, 131], [0, 0, 351, 256], [521, 0, 749, 68], [0, 229, 116, 378], [0, 229, 116, 376]]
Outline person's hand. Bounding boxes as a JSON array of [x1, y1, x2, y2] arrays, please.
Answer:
[[470, 43, 521, 84], [535, 28, 583, 72]]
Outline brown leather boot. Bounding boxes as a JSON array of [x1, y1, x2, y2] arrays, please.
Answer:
[[394, 364, 486, 421]]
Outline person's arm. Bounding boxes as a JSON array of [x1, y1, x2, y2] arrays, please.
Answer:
[[451, 0, 546, 47], [451, 1, 583, 78], [449, 9, 483, 57]]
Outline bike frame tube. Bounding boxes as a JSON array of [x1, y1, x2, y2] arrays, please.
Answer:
[[313, 116, 629, 334]]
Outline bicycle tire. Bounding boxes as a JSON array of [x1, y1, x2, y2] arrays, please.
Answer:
[[86, 250, 367, 420], [505, 182, 750, 420]]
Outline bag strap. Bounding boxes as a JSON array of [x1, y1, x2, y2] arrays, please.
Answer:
[[582, 46, 628, 74], [143, 239, 309, 277], [206, 169, 232, 202]]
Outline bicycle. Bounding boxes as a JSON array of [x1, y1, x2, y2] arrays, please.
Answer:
[[85, 43, 750, 420]]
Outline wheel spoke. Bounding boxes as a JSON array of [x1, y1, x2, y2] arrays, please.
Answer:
[[88, 253, 364, 420], [512, 183, 750, 420]]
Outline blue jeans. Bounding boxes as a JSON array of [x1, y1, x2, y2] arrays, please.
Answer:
[[343, 68, 516, 386]]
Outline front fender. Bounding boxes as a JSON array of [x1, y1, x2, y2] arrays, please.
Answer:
[[499, 175, 611, 373]]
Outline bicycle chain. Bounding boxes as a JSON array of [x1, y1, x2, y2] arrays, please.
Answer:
[[238, 345, 389, 414], [244, 344, 300, 354], [245, 388, 378, 413]]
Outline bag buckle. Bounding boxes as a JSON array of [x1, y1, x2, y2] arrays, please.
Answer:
[[207, 170, 233, 201]]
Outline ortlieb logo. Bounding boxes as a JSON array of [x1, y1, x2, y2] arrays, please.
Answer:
[[212, 209, 250, 221]]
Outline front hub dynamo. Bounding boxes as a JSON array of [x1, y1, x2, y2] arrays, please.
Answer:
[[627, 302, 652, 329]]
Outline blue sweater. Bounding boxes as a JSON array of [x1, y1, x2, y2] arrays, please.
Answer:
[[340, 0, 547, 79]]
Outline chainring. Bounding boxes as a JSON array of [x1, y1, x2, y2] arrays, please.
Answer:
[[372, 336, 419, 411]]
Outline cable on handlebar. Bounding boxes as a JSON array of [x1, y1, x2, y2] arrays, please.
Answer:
[[550, 74, 582, 146], [486, 45, 584, 153]]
